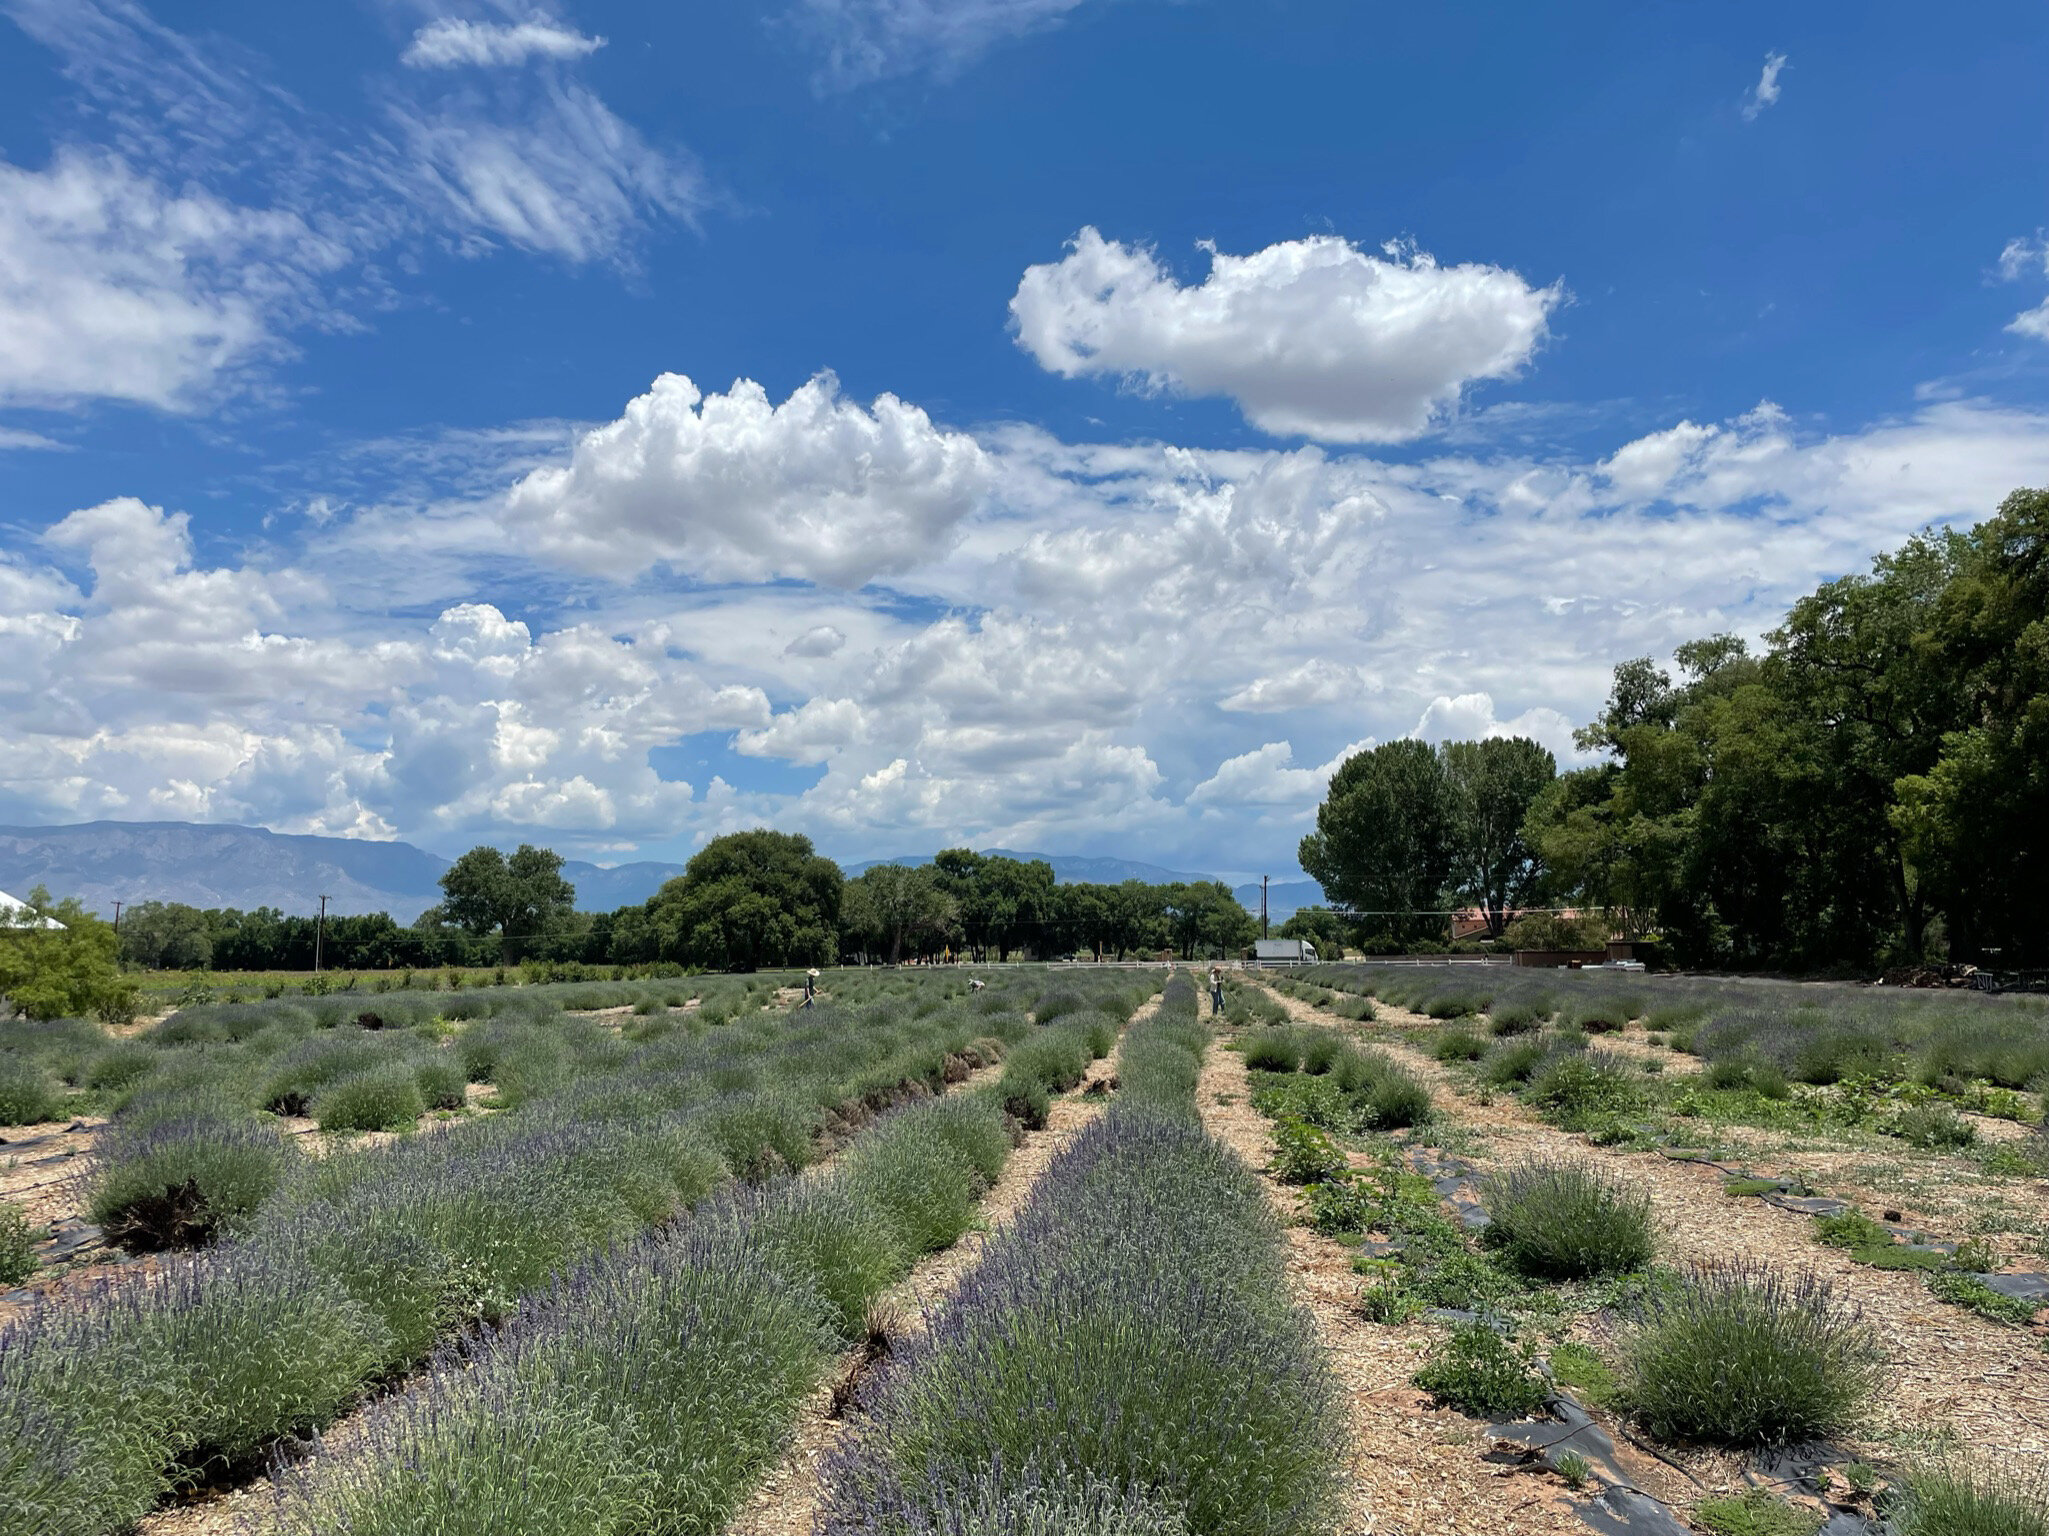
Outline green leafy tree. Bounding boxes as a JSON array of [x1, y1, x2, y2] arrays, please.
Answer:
[[1277, 905, 1350, 955], [841, 864, 955, 962], [1162, 881, 1258, 959], [1299, 739, 1455, 944], [1441, 736, 1557, 936], [437, 844, 577, 959], [116, 901, 216, 970], [0, 888, 138, 1022], [646, 830, 841, 970]]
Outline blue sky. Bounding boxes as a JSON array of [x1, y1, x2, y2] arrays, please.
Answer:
[[3, 0, 2048, 883]]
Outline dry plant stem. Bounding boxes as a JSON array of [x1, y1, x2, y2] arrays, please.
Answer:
[[724, 993, 1155, 1536], [1252, 980, 2049, 1463]]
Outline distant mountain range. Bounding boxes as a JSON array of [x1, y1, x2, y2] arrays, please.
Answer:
[[0, 822, 1328, 924], [0, 822, 686, 924]]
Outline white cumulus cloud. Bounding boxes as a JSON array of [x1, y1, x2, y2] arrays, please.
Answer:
[[502, 372, 995, 586], [403, 18, 606, 69], [1010, 227, 1562, 443]]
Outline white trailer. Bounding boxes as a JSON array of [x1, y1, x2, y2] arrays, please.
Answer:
[[1253, 938, 1317, 966]]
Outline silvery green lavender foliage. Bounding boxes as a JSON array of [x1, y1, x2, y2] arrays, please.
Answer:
[[268, 1092, 1021, 1536], [1, 973, 1115, 1534], [825, 981, 1344, 1536]]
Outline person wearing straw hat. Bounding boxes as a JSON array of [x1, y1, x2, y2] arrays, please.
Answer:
[[804, 969, 819, 1007]]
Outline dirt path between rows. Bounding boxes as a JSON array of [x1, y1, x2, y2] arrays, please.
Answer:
[[1196, 1035, 1592, 1536], [727, 997, 1153, 1536], [1253, 981, 2049, 1469]]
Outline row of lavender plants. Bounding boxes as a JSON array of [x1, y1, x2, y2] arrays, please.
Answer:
[[822, 975, 1346, 1536], [0, 971, 1120, 1535], [0, 972, 795, 1129], [1309, 962, 2049, 1091], [253, 984, 1149, 1535]]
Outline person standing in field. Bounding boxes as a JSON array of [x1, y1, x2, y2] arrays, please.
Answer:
[[1208, 965, 1225, 1016], [804, 969, 819, 1007]]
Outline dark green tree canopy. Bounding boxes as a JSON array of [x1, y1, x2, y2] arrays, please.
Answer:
[[1299, 738, 1457, 942], [648, 829, 842, 970], [1525, 488, 2049, 968], [437, 844, 576, 951]]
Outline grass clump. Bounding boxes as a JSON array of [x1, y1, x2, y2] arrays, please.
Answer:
[[0, 1199, 40, 1285], [1241, 1029, 1302, 1073], [1924, 1271, 2041, 1326], [1487, 1003, 1546, 1036], [1894, 1459, 2049, 1536], [1547, 1342, 1619, 1410], [1480, 1159, 1654, 1280], [1413, 1322, 1548, 1418], [1691, 1488, 1822, 1536], [1621, 1262, 1884, 1446], [1889, 1102, 1978, 1150], [1433, 1028, 1488, 1063]]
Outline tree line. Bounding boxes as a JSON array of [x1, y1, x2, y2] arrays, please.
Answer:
[[1298, 489, 2048, 970], [106, 834, 1264, 973]]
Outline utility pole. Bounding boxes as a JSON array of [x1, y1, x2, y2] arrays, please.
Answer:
[[111, 900, 124, 935], [1261, 876, 1268, 940], [314, 895, 329, 974]]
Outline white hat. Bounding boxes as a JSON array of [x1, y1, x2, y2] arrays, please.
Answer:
[[807, 969, 820, 977]]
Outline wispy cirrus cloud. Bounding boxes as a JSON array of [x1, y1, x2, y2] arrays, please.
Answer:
[[0, 0, 695, 414], [1742, 49, 1788, 121], [782, 0, 1104, 89], [402, 17, 605, 69]]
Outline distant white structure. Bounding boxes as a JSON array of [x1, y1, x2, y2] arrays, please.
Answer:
[[1253, 938, 1316, 966], [0, 889, 65, 930]]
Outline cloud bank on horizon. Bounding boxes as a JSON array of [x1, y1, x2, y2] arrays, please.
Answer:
[[3, 0, 2048, 878]]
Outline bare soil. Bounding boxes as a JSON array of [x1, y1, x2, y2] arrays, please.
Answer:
[[1252, 981, 2049, 1475]]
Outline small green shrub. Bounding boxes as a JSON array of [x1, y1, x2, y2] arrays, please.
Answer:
[[1525, 1050, 1639, 1131], [1890, 1103, 1977, 1151], [1813, 1209, 1893, 1251], [1363, 1068, 1433, 1130], [1482, 1038, 1549, 1085], [1242, 1029, 1302, 1073], [413, 1056, 469, 1111], [314, 1066, 427, 1133], [1271, 1117, 1347, 1184], [1481, 1160, 1655, 1279], [0, 1200, 39, 1285], [1487, 1004, 1544, 1035], [1300, 1032, 1343, 1076], [0, 1058, 63, 1126], [1413, 1323, 1548, 1417], [1622, 1262, 1885, 1446], [1691, 1487, 1822, 1536], [1895, 1459, 2049, 1536], [1425, 992, 1489, 1021], [1433, 1028, 1488, 1063]]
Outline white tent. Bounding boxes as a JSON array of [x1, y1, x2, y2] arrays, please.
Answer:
[[0, 888, 66, 930]]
